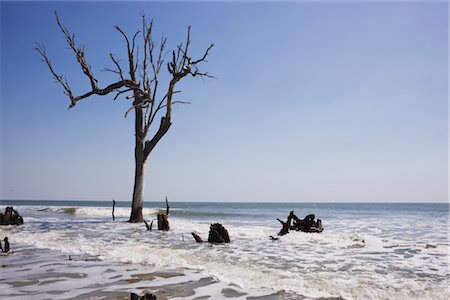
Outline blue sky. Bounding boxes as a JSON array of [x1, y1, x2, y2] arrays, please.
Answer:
[[0, 1, 448, 202]]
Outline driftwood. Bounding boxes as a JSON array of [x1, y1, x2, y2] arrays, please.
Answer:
[[0, 207, 23, 225], [130, 292, 156, 300], [191, 223, 230, 244], [277, 211, 323, 236], [191, 232, 203, 243], [144, 219, 153, 231]]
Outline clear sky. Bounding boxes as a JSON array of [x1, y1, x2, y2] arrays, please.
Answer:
[[0, 1, 448, 202]]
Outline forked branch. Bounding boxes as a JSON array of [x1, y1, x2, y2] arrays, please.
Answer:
[[37, 12, 213, 160]]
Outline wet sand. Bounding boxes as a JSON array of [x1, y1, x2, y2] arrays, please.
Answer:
[[0, 244, 307, 300]]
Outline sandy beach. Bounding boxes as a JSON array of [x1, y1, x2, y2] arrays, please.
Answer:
[[1, 244, 301, 300]]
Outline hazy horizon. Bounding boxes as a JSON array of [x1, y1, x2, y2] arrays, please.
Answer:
[[1, 199, 448, 204], [1, 1, 448, 203]]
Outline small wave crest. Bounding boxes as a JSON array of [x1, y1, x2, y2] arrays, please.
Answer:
[[169, 209, 245, 218], [34, 206, 159, 218]]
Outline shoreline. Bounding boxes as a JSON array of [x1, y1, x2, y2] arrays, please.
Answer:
[[1, 203, 448, 300], [0, 244, 303, 300]]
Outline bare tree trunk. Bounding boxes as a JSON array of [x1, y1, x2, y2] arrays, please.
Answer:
[[129, 107, 145, 222], [130, 162, 145, 222]]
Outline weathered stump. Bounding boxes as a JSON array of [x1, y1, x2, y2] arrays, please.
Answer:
[[0, 207, 23, 225], [191, 223, 231, 243], [208, 223, 230, 243], [130, 292, 156, 300], [157, 214, 169, 231]]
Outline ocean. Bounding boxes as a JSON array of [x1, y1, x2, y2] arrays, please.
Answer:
[[0, 200, 448, 300]]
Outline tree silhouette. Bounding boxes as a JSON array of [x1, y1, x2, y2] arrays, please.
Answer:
[[36, 12, 213, 222]]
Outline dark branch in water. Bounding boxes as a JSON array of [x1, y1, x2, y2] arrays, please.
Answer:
[[277, 211, 323, 236], [112, 199, 116, 221]]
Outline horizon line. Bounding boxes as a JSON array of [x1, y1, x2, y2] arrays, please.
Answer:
[[1, 199, 448, 204]]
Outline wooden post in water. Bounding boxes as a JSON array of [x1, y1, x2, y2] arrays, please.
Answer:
[[112, 199, 116, 221]]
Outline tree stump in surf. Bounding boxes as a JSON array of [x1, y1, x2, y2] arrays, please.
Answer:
[[277, 211, 323, 236], [208, 223, 230, 243], [157, 214, 169, 231], [130, 292, 157, 300], [0, 207, 24, 225], [191, 223, 230, 243], [156, 197, 170, 231]]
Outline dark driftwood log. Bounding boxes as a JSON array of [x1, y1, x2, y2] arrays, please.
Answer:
[[157, 214, 169, 231], [0, 207, 24, 226], [208, 223, 230, 243], [131, 292, 156, 300], [191, 232, 203, 243], [277, 211, 323, 236]]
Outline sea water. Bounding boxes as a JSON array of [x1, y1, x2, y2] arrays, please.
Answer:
[[0, 200, 448, 299]]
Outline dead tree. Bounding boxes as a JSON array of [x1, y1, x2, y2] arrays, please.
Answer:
[[36, 12, 213, 223]]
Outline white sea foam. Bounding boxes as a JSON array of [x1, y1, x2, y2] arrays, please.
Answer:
[[1, 204, 448, 300]]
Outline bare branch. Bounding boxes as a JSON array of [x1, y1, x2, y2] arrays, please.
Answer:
[[109, 53, 124, 80], [192, 43, 214, 64], [191, 69, 215, 79], [71, 79, 139, 106], [35, 43, 74, 102], [114, 25, 137, 81], [54, 11, 98, 90], [131, 29, 140, 55], [124, 102, 148, 118], [114, 88, 133, 100], [181, 26, 191, 67], [114, 25, 130, 49], [147, 90, 181, 128], [161, 100, 191, 108], [141, 16, 153, 92], [38, 14, 213, 163], [35, 42, 138, 108]]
